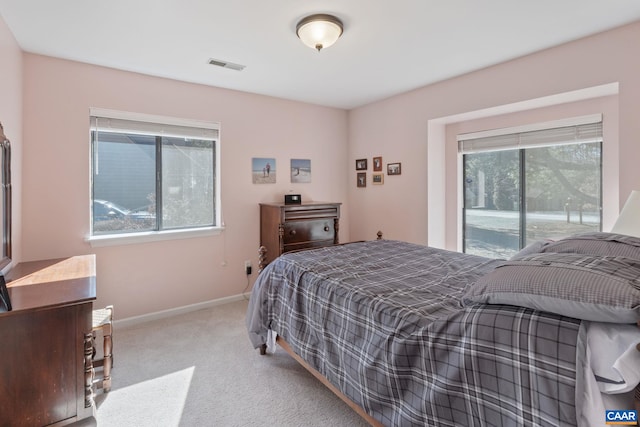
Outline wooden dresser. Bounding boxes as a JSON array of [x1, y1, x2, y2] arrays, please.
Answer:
[[0, 255, 97, 426], [259, 202, 341, 267]]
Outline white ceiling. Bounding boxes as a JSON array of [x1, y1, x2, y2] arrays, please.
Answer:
[[2, 1, 640, 110]]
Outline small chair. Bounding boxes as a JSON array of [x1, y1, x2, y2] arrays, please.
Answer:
[[92, 305, 114, 393]]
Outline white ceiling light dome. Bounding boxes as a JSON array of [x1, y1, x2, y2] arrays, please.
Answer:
[[296, 14, 343, 52]]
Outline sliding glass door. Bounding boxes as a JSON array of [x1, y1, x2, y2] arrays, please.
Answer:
[[463, 150, 520, 258], [463, 141, 602, 259], [523, 143, 601, 246]]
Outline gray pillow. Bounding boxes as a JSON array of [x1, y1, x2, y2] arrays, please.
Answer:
[[509, 239, 553, 260], [463, 252, 640, 323], [539, 232, 640, 261]]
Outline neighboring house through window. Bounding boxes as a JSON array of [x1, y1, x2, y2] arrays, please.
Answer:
[[458, 115, 603, 259], [89, 109, 220, 241]]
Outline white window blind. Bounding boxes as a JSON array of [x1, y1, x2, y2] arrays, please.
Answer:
[[458, 115, 602, 154], [89, 108, 219, 140]]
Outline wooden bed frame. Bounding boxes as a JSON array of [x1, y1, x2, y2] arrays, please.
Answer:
[[261, 338, 383, 427]]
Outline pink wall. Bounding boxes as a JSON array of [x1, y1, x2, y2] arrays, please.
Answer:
[[21, 55, 349, 319], [0, 15, 22, 270], [348, 21, 640, 247]]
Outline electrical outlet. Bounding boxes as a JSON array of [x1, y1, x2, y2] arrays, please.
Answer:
[[244, 260, 252, 275]]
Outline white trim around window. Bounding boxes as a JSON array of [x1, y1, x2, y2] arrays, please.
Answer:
[[86, 226, 224, 247]]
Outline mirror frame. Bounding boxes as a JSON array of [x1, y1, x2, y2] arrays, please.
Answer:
[[0, 122, 12, 271]]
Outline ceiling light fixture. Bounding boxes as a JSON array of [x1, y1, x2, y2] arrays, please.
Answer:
[[296, 14, 343, 52]]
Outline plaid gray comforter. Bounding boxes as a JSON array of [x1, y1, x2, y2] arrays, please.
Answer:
[[246, 240, 582, 426]]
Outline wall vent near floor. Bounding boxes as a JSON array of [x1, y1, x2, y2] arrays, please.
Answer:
[[208, 58, 246, 71]]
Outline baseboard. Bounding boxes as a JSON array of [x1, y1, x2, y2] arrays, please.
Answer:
[[114, 293, 251, 329]]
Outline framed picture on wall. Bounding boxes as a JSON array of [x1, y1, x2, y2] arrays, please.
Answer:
[[372, 173, 384, 185], [387, 162, 401, 175], [357, 172, 366, 188], [356, 159, 368, 170], [252, 157, 276, 184], [373, 156, 382, 172], [291, 158, 311, 183]]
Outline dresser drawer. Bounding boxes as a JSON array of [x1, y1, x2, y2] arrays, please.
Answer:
[[284, 206, 339, 220], [283, 219, 335, 244]]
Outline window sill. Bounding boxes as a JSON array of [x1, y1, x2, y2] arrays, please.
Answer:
[[86, 226, 224, 247]]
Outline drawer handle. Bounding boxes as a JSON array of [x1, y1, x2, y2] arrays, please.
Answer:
[[289, 230, 297, 235], [324, 226, 330, 232]]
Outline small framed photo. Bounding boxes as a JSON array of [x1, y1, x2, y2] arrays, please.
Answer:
[[252, 157, 276, 184], [373, 156, 382, 172], [357, 172, 367, 188], [387, 162, 401, 175], [372, 173, 384, 185], [291, 158, 311, 183], [356, 159, 368, 170]]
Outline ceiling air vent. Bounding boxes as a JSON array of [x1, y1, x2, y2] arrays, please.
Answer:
[[208, 58, 245, 71]]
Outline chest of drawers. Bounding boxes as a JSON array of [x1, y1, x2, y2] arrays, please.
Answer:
[[259, 202, 341, 267], [1, 255, 97, 426]]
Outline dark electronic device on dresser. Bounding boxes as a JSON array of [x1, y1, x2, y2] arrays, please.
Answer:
[[0, 275, 10, 311], [285, 194, 302, 205]]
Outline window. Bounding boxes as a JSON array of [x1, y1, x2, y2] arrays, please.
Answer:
[[459, 116, 602, 259], [90, 109, 220, 238]]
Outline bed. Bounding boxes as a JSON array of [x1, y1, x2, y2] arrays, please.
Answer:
[[246, 232, 640, 426]]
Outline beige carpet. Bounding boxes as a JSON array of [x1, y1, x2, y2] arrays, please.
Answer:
[[80, 299, 369, 427]]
